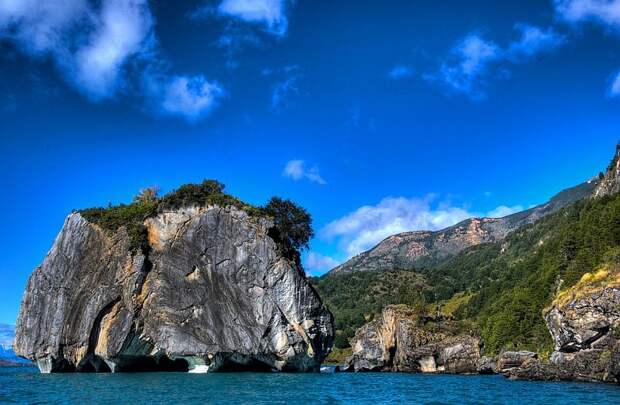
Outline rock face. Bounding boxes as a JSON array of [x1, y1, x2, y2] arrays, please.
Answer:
[[344, 306, 481, 374], [328, 181, 596, 276], [15, 206, 334, 373], [593, 144, 620, 198], [509, 286, 620, 383], [496, 351, 537, 373]]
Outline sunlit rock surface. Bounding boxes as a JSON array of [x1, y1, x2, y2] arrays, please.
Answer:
[[15, 206, 333, 373], [344, 306, 481, 374], [507, 286, 620, 383]]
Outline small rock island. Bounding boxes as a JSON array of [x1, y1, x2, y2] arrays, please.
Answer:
[[14, 181, 334, 373]]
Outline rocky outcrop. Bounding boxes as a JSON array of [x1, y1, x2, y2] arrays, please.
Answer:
[[344, 306, 481, 374], [15, 206, 334, 373], [328, 181, 596, 276], [593, 144, 620, 198], [496, 351, 537, 372], [476, 356, 497, 374], [508, 284, 620, 383]]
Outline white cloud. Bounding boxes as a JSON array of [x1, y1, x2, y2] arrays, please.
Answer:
[[0, 0, 223, 121], [322, 196, 475, 258], [432, 25, 564, 97], [272, 74, 299, 110], [0, 0, 154, 100], [265, 65, 301, 110], [486, 205, 524, 218], [0, 0, 88, 56], [388, 65, 412, 79], [610, 71, 620, 96], [554, 0, 620, 29], [158, 76, 225, 122], [218, 0, 289, 35], [322, 195, 525, 259], [75, 0, 153, 99], [554, 1, 620, 97], [436, 33, 500, 95], [283, 160, 326, 184], [304, 252, 340, 274], [507, 24, 566, 60]]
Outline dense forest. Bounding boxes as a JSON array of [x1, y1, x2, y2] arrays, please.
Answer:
[[313, 189, 620, 355]]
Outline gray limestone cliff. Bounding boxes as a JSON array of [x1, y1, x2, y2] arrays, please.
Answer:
[[14, 205, 334, 373]]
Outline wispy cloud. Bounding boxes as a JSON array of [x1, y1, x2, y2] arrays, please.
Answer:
[[283, 160, 326, 185], [0, 0, 154, 100], [554, 0, 620, 29], [216, 24, 264, 69], [0, 0, 223, 121], [75, 0, 154, 100], [610, 71, 620, 97], [321, 195, 524, 259], [156, 75, 225, 122], [429, 24, 564, 97], [217, 0, 290, 36], [266, 65, 301, 110], [554, 0, 620, 96], [435, 33, 500, 96], [388, 65, 412, 79], [272, 75, 300, 110], [506, 24, 566, 60], [303, 252, 340, 274]]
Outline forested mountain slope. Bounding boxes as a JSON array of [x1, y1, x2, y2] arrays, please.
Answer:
[[313, 146, 620, 353]]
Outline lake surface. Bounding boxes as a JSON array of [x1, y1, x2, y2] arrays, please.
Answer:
[[1, 367, 620, 404]]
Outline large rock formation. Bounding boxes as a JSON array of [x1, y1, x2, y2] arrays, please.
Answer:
[[508, 281, 620, 383], [344, 306, 482, 374], [328, 181, 596, 276], [15, 205, 334, 373]]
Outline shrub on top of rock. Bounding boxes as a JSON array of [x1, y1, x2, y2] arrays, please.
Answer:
[[79, 180, 313, 264]]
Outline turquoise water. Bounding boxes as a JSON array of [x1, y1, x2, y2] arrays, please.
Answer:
[[1, 367, 620, 404]]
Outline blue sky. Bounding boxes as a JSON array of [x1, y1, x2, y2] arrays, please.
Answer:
[[0, 0, 619, 324]]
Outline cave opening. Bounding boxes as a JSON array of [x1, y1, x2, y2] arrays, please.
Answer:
[[51, 359, 77, 373], [77, 356, 112, 373], [116, 356, 190, 372], [218, 359, 274, 373]]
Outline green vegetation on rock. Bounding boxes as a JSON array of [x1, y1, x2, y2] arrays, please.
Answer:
[[323, 347, 353, 365], [79, 180, 313, 263], [80, 200, 157, 253]]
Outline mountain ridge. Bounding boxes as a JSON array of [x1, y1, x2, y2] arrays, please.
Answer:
[[327, 179, 598, 277]]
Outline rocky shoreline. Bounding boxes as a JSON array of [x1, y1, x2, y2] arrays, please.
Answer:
[[339, 284, 620, 384]]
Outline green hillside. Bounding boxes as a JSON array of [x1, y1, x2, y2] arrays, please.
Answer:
[[313, 190, 620, 354]]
